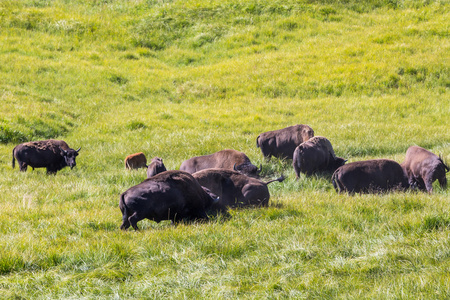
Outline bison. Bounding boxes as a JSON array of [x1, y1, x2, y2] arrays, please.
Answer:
[[292, 136, 346, 179], [12, 139, 80, 174], [146, 157, 167, 178], [180, 149, 261, 178], [119, 170, 226, 230], [193, 168, 285, 208], [125, 152, 147, 170], [332, 159, 409, 194], [256, 124, 314, 160], [401, 146, 449, 193]]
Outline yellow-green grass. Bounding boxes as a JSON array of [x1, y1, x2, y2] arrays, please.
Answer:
[[0, 0, 449, 298]]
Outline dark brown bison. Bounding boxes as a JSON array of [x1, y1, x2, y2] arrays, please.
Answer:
[[146, 157, 167, 178], [192, 168, 285, 208], [292, 136, 347, 179], [256, 124, 314, 160], [125, 152, 147, 170], [12, 139, 80, 174], [332, 159, 409, 194], [401, 146, 449, 193], [180, 149, 261, 178], [119, 170, 226, 230]]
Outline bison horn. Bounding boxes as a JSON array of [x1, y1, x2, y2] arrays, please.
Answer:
[[76, 147, 81, 152], [233, 163, 238, 171], [257, 164, 262, 173]]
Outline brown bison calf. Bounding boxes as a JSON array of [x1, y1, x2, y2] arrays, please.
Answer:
[[125, 152, 147, 169], [401, 146, 449, 193]]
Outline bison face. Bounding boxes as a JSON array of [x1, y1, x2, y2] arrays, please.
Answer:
[[330, 157, 347, 172], [61, 147, 80, 169], [301, 128, 314, 142]]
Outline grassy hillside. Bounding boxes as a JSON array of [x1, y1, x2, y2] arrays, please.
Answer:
[[0, 0, 449, 298]]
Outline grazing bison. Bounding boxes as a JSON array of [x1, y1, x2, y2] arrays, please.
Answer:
[[125, 152, 147, 169], [292, 136, 347, 179], [146, 157, 167, 178], [119, 170, 226, 230], [12, 139, 80, 174], [401, 146, 449, 193], [256, 124, 314, 160], [332, 159, 409, 194], [193, 168, 285, 208], [180, 149, 261, 178]]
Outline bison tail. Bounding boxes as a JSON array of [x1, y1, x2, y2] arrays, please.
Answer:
[[119, 193, 131, 230], [441, 156, 450, 173], [265, 174, 286, 185], [331, 170, 339, 192], [12, 147, 16, 169]]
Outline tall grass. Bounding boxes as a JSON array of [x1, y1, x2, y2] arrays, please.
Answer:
[[0, 0, 449, 298]]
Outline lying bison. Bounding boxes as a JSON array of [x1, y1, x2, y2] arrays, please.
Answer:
[[401, 146, 449, 193], [119, 170, 226, 230], [292, 136, 346, 179], [332, 159, 409, 194], [12, 139, 81, 174], [193, 168, 285, 208], [125, 152, 147, 170], [146, 157, 167, 178], [256, 124, 314, 160], [180, 149, 261, 178]]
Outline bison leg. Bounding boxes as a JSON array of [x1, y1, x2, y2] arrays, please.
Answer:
[[46, 167, 58, 175], [120, 213, 131, 230], [19, 162, 28, 172], [128, 212, 141, 231], [423, 176, 434, 193]]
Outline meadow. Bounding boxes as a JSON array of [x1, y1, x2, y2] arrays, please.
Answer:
[[0, 0, 449, 298]]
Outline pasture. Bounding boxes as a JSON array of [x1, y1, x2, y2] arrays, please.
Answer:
[[1, 0, 449, 298]]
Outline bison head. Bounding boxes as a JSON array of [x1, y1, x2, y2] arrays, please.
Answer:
[[329, 157, 347, 172], [233, 163, 262, 178], [61, 147, 81, 169], [301, 126, 314, 142]]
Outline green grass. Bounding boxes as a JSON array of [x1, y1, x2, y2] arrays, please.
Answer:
[[1, 0, 449, 298]]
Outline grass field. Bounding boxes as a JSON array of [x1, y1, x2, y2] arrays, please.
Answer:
[[1, 0, 449, 298]]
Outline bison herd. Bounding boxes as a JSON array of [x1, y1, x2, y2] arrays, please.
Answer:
[[11, 124, 449, 230]]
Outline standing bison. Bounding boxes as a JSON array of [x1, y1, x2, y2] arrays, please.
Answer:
[[146, 157, 167, 178], [292, 136, 346, 179], [193, 168, 285, 208], [12, 139, 80, 174], [180, 149, 261, 178], [119, 170, 225, 230], [256, 124, 314, 160], [401, 146, 449, 193], [124, 152, 147, 170], [332, 159, 409, 194]]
